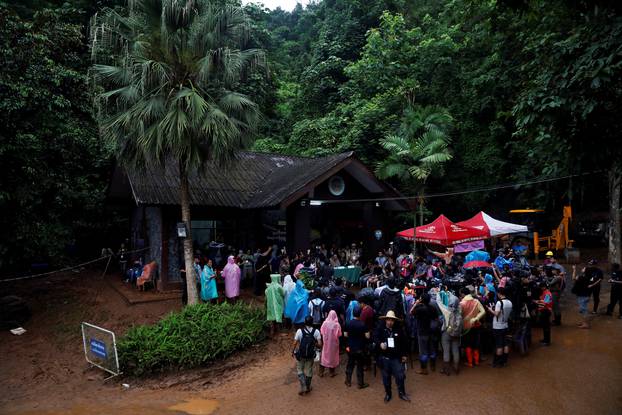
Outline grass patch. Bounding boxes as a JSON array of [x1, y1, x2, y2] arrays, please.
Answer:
[[118, 302, 266, 376]]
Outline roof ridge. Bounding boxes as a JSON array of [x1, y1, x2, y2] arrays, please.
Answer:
[[241, 150, 354, 161]]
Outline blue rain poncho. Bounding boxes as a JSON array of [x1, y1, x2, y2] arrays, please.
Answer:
[[284, 280, 309, 324], [346, 300, 360, 323], [494, 255, 513, 270], [200, 265, 218, 301], [465, 250, 490, 263], [479, 273, 496, 299]]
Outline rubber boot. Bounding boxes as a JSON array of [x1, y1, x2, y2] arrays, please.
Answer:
[[452, 360, 460, 375], [492, 354, 499, 368], [384, 386, 392, 403], [305, 376, 313, 393], [473, 350, 480, 367], [502, 353, 509, 367], [298, 374, 307, 395], [465, 347, 473, 367], [429, 358, 436, 372], [356, 368, 367, 389]]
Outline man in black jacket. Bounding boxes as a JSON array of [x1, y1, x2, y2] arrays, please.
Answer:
[[374, 310, 410, 403], [323, 287, 346, 325], [412, 293, 439, 374]]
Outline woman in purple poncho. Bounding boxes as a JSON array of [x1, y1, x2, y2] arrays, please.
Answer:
[[222, 255, 241, 301]]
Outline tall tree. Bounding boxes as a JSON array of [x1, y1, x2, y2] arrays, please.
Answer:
[[0, 6, 111, 272], [297, 0, 403, 116], [376, 103, 453, 242], [511, 1, 622, 262], [90, 0, 265, 304]]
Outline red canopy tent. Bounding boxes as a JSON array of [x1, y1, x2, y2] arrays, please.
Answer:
[[396, 214, 489, 246]]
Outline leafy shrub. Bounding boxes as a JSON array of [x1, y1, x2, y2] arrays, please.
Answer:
[[118, 302, 266, 376]]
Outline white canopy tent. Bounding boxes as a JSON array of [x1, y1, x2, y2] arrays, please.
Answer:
[[457, 211, 528, 237]]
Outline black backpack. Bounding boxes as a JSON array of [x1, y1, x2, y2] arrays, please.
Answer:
[[311, 301, 325, 325], [296, 328, 317, 360], [380, 290, 403, 318]]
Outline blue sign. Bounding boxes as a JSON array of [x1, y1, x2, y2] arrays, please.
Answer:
[[90, 338, 107, 359]]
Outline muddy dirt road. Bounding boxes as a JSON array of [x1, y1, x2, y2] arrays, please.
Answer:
[[1, 272, 621, 415]]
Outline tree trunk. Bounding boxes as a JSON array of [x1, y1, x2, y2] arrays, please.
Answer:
[[609, 165, 621, 265], [180, 163, 199, 305]]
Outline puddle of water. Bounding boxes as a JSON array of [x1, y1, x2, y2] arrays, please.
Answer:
[[168, 399, 219, 415]]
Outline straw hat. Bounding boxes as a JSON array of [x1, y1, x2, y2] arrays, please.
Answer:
[[379, 310, 402, 321]]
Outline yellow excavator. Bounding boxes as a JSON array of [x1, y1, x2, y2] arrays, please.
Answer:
[[509, 205, 575, 258]]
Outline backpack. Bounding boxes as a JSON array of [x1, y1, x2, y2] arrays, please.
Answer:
[[296, 328, 317, 360], [379, 290, 403, 318], [495, 299, 509, 324], [311, 300, 325, 325], [446, 307, 463, 337]]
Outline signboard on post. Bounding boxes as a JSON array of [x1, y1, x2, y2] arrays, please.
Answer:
[[81, 322, 120, 378]]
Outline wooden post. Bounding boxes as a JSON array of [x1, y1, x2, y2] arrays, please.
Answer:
[[533, 231, 539, 258]]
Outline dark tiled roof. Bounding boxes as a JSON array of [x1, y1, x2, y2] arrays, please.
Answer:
[[126, 151, 354, 208]]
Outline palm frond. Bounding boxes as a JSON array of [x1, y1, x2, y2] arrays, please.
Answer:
[[376, 161, 410, 181], [90, 0, 264, 169], [380, 134, 410, 153], [408, 165, 432, 181]]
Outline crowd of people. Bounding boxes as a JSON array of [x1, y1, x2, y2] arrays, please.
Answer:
[[178, 242, 371, 304], [260, 243, 621, 403], [120, 237, 621, 403]]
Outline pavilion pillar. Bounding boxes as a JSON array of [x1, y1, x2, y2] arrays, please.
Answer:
[[287, 200, 310, 254], [364, 201, 384, 258]]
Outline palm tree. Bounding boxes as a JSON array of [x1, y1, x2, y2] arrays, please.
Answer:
[[90, 0, 265, 304], [376, 105, 453, 251]]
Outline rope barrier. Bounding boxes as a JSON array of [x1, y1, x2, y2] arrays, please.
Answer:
[[0, 247, 150, 283]]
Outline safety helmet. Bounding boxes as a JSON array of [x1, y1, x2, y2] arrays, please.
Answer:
[[545, 251, 554, 257]]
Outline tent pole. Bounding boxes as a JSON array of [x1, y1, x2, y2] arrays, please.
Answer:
[[413, 207, 417, 257]]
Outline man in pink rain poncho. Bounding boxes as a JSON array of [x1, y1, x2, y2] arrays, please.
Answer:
[[221, 255, 241, 302], [319, 310, 342, 377]]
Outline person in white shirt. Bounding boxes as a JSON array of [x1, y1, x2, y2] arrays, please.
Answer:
[[293, 316, 323, 395], [487, 287, 513, 368]]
